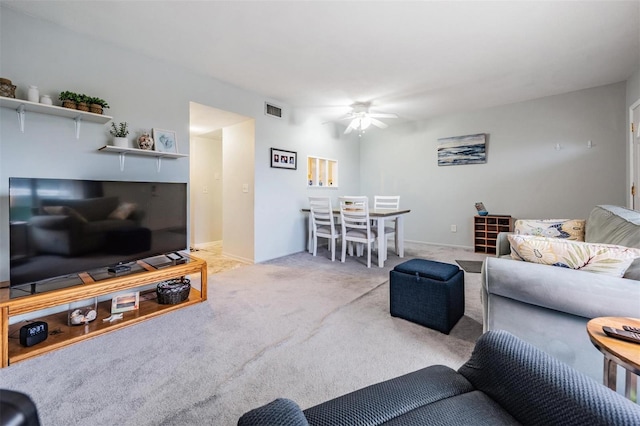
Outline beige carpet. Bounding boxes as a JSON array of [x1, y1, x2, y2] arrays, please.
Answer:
[[0, 242, 487, 425]]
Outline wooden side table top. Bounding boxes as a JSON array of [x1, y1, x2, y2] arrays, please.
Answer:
[[586, 317, 640, 374]]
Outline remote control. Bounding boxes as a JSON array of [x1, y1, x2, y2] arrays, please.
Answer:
[[166, 252, 182, 261], [623, 325, 640, 333], [107, 264, 131, 274], [602, 326, 640, 345]]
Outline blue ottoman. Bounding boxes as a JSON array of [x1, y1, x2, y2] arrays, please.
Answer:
[[390, 259, 464, 334]]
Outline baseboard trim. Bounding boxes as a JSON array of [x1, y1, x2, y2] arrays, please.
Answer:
[[404, 239, 474, 251]]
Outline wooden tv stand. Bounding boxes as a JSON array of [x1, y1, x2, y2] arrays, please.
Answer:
[[0, 253, 207, 368]]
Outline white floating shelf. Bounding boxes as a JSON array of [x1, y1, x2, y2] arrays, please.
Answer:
[[0, 96, 112, 138], [98, 145, 188, 172]]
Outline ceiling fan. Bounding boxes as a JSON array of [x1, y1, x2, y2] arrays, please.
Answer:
[[335, 102, 398, 136]]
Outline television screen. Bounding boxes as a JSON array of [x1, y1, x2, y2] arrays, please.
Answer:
[[9, 178, 187, 289]]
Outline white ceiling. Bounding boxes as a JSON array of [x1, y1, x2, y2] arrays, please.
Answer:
[[4, 1, 640, 129]]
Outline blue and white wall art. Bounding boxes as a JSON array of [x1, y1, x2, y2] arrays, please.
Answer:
[[437, 133, 487, 166]]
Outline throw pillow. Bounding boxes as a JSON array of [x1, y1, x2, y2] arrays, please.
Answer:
[[514, 219, 585, 241], [508, 234, 640, 277], [108, 202, 137, 220], [43, 205, 88, 223]]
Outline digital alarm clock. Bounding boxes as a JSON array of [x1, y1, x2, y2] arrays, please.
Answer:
[[19, 321, 48, 347]]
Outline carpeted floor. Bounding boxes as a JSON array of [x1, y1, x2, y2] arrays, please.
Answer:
[[0, 242, 488, 425]]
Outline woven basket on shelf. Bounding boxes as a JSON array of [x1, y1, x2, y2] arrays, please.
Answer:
[[156, 277, 191, 305]]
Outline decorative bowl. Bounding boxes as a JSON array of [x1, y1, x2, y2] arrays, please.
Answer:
[[478, 210, 489, 216]]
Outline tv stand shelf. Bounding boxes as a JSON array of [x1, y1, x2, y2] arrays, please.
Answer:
[[0, 254, 207, 368]]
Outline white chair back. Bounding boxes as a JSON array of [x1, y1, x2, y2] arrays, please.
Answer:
[[373, 195, 400, 256], [309, 196, 340, 261], [339, 196, 377, 267], [374, 195, 400, 211]]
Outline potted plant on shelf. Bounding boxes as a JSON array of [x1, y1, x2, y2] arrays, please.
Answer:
[[87, 97, 109, 115], [76, 94, 91, 112], [109, 121, 129, 148], [59, 91, 79, 109]]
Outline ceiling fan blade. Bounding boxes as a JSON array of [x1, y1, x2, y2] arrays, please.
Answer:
[[370, 118, 388, 129], [368, 113, 398, 119], [344, 120, 358, 134]]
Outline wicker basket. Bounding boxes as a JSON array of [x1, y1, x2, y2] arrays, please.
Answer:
[[156, 277, 191, 305], [89, 104, 103, 114]]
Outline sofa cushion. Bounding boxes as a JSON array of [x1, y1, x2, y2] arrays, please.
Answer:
[[508, 234, 640, 277], [514, 219, 585, 241], [43, 205, 88, 223], [303, 365, 474, 426], [585, 205, 640, 247]]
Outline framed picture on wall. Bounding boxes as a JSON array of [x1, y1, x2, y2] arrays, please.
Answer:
[[437, 133, 487, 166], [271, 148, 297, 170], [152, 129, 178, 154]]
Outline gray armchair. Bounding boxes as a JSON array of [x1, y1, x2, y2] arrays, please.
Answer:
[[238, 330, 640, 425]]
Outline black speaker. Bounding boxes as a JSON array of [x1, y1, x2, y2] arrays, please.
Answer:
[[19, 321, 48, 347]]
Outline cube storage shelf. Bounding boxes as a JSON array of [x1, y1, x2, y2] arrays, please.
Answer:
[[474, 215, 514, 255], [0, 254, 207, 367]]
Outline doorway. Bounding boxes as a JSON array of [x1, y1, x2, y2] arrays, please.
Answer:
[[189, 102, 255, 271]]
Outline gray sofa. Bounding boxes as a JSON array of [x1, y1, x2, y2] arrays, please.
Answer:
[[238, 330, 640, 425], [482, 205, 640, 383], [28, 196, 140, 256]]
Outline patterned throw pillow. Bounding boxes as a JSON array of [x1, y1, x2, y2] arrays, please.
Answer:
[[514, 219, 586, 241], [108, 202, 137, 220], [508, 234, 640, 277]]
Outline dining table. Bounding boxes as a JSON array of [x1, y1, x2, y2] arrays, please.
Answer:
[[302, 207, 411, 267]]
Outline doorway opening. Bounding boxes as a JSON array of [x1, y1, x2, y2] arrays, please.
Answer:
[[189, 102, 255, 273]]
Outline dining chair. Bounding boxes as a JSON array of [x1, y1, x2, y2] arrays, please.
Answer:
[[339, 196, 377, 268], [373, 195, 400, 255], [308, 196, 341, 261]]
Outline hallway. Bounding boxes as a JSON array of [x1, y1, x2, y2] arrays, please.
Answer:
[[190, 241, 250, 275]]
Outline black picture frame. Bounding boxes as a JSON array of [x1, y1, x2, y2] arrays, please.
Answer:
[[271, 148, 297, 170]]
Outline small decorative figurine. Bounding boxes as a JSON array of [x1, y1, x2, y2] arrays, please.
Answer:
[[137, 131, 154, 150]]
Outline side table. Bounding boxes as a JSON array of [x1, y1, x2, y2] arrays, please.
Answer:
[[587, 317, 640, 402]]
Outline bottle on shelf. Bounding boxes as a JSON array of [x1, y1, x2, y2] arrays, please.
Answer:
[[27, 85, 39, 103]]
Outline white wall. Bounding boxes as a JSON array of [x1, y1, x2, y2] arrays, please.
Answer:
[[190, 135, 223, 245], [0, 5, 636, 279], [0, 6, 359, 280], [252, 111, 361, 262], [360, 82, 628, 248], [222, 120, 255, 262]]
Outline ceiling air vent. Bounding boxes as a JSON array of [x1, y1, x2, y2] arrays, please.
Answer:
[[264, 102, 283, 119]]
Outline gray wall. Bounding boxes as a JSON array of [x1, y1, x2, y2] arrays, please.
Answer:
[[360, 82, 628, 248], [0, 5, 635, 282], [0, 6, 360, 281]]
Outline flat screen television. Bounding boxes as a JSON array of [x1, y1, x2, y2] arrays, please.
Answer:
[[8, 177, 187, 291]]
